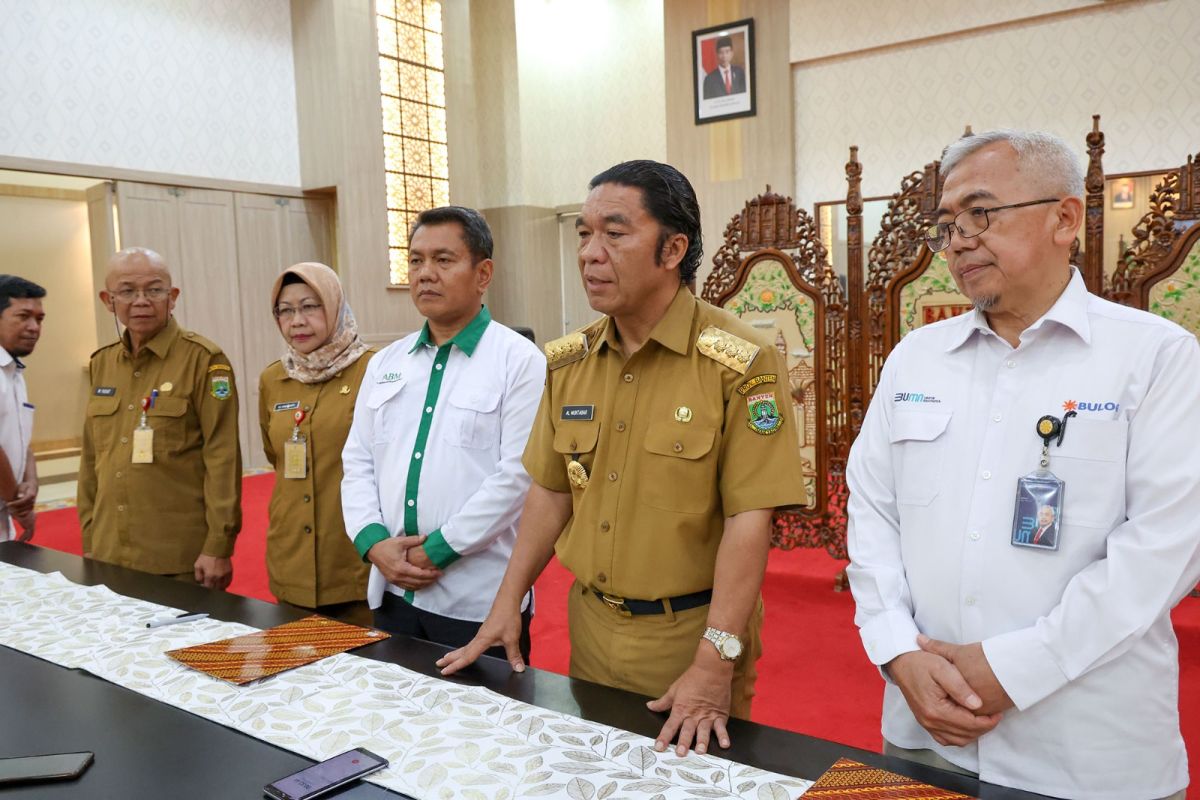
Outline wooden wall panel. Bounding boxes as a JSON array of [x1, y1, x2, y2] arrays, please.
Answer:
[[113, 181, 183, 306]]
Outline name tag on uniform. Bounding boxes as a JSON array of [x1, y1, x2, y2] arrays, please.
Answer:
[[283, 439, 307, 479], [561, 404, 594, 421], [132, 428, 154, 464], [273, 401, 301, 412], [94, 387, 116, 396]]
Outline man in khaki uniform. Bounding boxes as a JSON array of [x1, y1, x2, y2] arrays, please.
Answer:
[[440, 161, 806, 756], [79, 247, 241, 589]]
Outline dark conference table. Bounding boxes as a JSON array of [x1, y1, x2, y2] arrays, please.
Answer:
[[0, 544, 1051, 799]]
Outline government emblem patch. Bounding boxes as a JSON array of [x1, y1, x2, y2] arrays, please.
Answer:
[[211, 375, 231, 400], [746, 392, 782, 435]]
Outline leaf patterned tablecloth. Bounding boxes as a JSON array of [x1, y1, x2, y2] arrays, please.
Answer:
[[0, 562, 812, 799]]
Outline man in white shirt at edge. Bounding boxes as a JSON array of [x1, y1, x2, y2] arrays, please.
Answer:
[[0, 276, 45, 543], [342, 206, 546, 661], [846, 129, 1200, 800]]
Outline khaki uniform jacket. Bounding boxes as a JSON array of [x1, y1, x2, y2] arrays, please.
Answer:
[[258, 351, 375, 607], [523, 285, 808, 601], [79, 317, 242, 573]]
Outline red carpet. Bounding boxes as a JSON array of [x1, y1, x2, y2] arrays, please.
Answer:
[[30, 474, 1200, 796]]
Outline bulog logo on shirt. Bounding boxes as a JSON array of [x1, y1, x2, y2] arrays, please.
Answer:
[[1062, 399, 1120, 413]]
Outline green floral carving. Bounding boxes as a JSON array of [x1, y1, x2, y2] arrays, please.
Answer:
[[898, 253, 970, 336], [1148, 242, 1200, 337], [728, 260, 816, 352]]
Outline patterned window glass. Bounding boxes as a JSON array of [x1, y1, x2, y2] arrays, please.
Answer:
[[377, 0, 447, 286]]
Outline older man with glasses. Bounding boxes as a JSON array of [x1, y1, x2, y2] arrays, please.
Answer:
[[846, 130, 1200, 800], [78, 247, 242, 589]]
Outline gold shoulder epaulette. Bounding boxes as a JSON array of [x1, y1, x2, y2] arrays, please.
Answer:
[[697, 326, 760, 375], [182, 330, 223, 356], [544, 331, 588, 370]]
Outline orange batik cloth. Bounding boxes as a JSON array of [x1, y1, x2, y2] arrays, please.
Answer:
[[166, 615, 388, 684], [803, 757, 975, 799]]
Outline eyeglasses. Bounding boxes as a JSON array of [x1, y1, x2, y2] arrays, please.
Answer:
[[112, 287, 170, 303], [923, 198, 1060, 253], [274, 303, 324, 321]]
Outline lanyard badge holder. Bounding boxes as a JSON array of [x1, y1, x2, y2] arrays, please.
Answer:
[[131, 395, 154, 464], [1010, 412, 1075, 551], [283, 409, 307, 480]]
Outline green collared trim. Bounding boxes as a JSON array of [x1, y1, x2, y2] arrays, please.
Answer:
[[422, 528, 461, 570], [408, 305, 491, 356], [353, 523, 391, 562]]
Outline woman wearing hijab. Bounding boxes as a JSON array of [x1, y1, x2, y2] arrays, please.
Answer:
[[258, 263, 375, 622]]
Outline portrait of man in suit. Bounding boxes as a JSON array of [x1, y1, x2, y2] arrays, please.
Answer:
[[702, 35, 746, 99], [1030, 504, 1058, 549]]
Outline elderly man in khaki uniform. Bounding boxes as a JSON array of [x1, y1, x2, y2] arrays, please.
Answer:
[[440, 160, 806, 757], [78, 247, 241, 589]]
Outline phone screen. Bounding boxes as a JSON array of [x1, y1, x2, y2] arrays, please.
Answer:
[[265, 748, 388, 800], [0, 752, 94, 784]]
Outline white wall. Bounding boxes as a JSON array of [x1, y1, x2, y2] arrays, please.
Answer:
[[513, 0, 667, 208], [789, 0, 1102, 63], [0, 0, 300, 186], [791, 0, 1200, 208]]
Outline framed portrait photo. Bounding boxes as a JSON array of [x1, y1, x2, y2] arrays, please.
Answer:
[[1111, 177, 1135, 209], [692, 18, 756, 125]]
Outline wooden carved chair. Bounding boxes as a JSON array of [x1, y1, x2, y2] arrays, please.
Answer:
[[701, 188, 851, 569], [1107, 151, 1200, 338]]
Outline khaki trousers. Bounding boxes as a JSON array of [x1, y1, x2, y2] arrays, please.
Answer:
[[566, 581, 763, 718]]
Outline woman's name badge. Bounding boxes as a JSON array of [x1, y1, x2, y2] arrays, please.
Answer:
[[284, 409, 307, 480], [132, 396, 154, 464]]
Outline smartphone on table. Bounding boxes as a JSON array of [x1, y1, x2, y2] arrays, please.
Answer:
[[264, 747, 389, 800], [0, 752, 94, 785]]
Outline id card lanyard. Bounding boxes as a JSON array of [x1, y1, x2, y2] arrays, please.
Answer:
[[283, 409, 307, 480], [1010, 411, 1076, 551], [131, 394, 155, 464]]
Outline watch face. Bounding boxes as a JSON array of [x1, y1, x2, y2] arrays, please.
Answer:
[[720, 638, 742, 659]]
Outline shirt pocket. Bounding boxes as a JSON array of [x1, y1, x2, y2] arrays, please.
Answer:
[[640, 422, 718, 514], [443, 385, 502, 449], [552, 421, 600, 495], [366, 379, 406, 443], [889, 410, 953, 506], [146, 395, 189, 452], [86, 395, 121, 450], [1051, 417, 1127, 529]]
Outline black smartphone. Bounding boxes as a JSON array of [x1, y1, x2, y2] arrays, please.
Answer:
[[0, 752, 94, 785], [264, 748, 389, 800]]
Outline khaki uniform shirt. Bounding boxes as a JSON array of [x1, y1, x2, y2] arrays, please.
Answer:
[[258, 351, 375, 607], [523, 285, 807, 601], [79, 318, 242, 574]]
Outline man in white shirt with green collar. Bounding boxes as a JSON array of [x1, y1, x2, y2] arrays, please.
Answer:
[[342, 206, 545, 659]]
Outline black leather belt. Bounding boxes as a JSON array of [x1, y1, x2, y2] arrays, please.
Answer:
[[591, 588, 713, 616]]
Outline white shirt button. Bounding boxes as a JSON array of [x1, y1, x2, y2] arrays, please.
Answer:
[[414, 452, 422, 459], [992, 413, 1002, 422], [982, 470, 992, 479], [435, 364, 443, 371], [425, 406, 433, 413], [407, 499, 415, 507], [969, 531, 980, 541], [1006, 360, 1016, 368], [965, 596, 976, 606]]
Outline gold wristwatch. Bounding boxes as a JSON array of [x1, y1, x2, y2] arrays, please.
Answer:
[[702, 627, 743, 661]]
